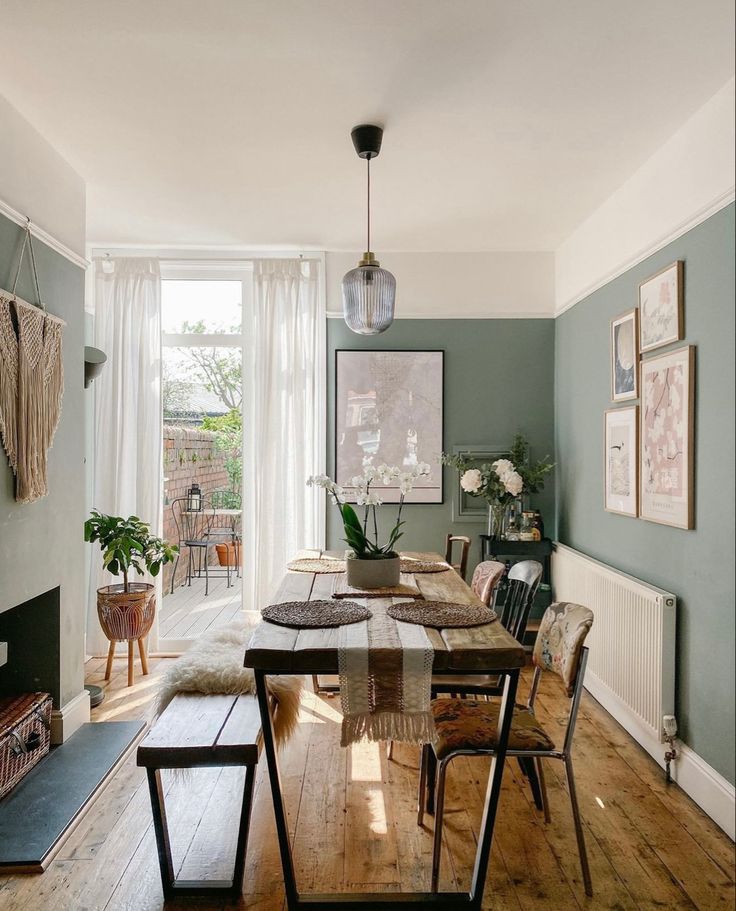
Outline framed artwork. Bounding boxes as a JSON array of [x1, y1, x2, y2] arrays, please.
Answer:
[[639, 261, 684, 353], [335, 349, 444, 503], [610, 309, 639, 401], [604, 407, 638, 517], [640, 345, 695, 529], [450, 443, 512, 522]]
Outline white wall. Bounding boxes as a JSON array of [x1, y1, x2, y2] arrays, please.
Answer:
[[326, 251, 555, 318], [555, 77, 735, 314], [0, 93, 86, 259]]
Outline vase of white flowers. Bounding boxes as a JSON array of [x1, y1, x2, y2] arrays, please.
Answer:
[[443, 435, 554, 542], [307, 462, 431, 588]]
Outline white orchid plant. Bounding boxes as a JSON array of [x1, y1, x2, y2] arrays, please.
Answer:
[[307, 462, 431, 560], [442, 434, 554, 512]]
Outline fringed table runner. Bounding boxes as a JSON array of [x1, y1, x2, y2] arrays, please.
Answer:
[[338, 604, 435, 747]]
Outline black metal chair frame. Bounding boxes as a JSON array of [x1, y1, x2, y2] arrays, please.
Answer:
[[419, 646, 593, 896], [169, 496, 240, 597]]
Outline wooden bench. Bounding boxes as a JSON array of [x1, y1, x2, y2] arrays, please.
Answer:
[[136, 692, 261, 899]]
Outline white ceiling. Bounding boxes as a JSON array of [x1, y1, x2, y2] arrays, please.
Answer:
[[2, 1, 734, 251]]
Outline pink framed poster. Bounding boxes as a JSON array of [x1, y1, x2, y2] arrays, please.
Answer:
[[640, 345, 695, 529]]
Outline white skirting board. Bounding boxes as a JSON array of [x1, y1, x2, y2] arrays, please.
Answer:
[[51, 689, 91, 745], [585, 674, 735, 841]]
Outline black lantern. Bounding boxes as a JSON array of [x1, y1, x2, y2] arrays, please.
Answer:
[[187, 483, 202, 512]]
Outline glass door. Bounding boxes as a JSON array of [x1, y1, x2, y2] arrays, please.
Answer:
[[158, 269, 249, 653]]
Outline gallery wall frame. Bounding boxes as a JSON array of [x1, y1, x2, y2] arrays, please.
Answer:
[[639, 344, 695, 529], [639, 260, 684, 354], [449, 443, 513, 522], [604, 406, 639, 517], [610, 308, 639, 402], [334, 349, 444, 504]]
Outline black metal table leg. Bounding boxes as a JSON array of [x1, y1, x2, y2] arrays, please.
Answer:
[[254, 667, 520, 910], [147, 762, 256, 899]]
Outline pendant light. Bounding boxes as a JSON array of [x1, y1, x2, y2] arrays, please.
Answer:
[[342, 124, 396, 335]]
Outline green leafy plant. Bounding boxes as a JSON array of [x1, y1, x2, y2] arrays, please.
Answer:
[[307, 463, 431, 560], [84, 510, 178, 592], [202, 409, 242, 502], [442, 433, 554, 508]]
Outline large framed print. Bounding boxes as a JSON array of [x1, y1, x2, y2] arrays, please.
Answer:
[[639, 261, 684, 353], [450, 443, 512, 522], [610, 309, 638, 402], [335, 349, 444, 503], [640, 345, 695, 529], [604, 407, 638, 517]]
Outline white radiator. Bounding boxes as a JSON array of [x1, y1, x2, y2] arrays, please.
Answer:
[[552, 543, 676, 750]]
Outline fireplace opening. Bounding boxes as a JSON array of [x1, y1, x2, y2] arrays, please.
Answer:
[[0, 587, 60, 705]]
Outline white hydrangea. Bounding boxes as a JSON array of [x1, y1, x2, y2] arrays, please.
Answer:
[[492, 459, 514, 479], [460, 468, 483, 493], [504, 471, 524, 497]]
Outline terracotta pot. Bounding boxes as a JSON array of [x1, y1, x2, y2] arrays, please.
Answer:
[[96, 583, 156, 642], [346, 555, 400, 589], [216, 542, 241, 566]]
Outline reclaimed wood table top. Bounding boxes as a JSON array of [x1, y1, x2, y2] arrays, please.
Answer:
[[244, 550, 525, 674]]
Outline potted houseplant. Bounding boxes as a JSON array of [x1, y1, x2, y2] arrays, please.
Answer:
[[85, 510, 178, 644], [308, 462, 431, 588], [442, 434, 554, 538]]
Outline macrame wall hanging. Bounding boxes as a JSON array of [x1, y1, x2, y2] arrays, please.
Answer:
[[0, 224, 65, 504]]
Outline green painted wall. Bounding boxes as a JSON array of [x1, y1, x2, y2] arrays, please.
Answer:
[[326, 318, 556, 573], [555, 204, 735, 784], [0, 213, 86, 708]]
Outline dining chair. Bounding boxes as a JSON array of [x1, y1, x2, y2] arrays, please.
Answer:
[[430, 560, 542, 698], [444, 534, 471, 581], [386, 559, 508, 761], [419, 602, 595, 896]]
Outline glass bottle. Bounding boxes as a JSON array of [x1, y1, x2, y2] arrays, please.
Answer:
[[519, 512, 536, 541], [505, 505, 520, 541]]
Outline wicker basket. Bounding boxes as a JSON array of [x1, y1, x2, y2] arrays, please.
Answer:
[[0, 693, 52, 800], [97, 583, 156, 642]]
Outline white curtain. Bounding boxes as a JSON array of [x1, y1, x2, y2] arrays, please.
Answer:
[[86, 258, 162, 656], [245, 259, 326, 612]]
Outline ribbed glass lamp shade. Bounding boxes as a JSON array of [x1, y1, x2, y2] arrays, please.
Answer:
[[341, 264, 396, 335]]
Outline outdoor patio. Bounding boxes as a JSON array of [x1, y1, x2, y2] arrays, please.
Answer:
[[159, 572, 244, 640]]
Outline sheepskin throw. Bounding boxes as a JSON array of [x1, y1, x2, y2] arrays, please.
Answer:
[[156, 620, 303, 745]]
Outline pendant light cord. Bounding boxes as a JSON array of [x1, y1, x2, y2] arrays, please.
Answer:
[[366, 156, 371, 253]]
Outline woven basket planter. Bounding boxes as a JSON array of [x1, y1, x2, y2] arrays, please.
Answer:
[[97, 583, 156, 642]]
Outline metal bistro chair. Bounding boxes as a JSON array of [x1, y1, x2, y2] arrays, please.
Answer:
[[444, 534, 471, 581], [170, 496, 234, 597], [419, 602, 595, 896]]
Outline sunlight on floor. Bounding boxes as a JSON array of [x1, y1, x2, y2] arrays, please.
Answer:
[[349, 740, 383, 782]]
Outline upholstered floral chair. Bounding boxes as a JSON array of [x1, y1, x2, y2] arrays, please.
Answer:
[[419, 601, 595, 897]]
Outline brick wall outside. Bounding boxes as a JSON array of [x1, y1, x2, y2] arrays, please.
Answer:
[[162, 426, 231, 592]]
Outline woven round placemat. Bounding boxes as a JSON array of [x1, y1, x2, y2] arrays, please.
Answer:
[[287, 558, 347, 574], [387, 601, 497, 629], [262, 600, 371, 628], [399, 558, 450, 574]]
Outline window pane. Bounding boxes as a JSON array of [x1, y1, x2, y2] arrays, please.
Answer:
[[163, 346, 242, 424], [162, 280, 242, 333]]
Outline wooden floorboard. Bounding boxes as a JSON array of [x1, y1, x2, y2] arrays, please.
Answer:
[[0, 659, 732, 911], [159, 571, 243, 640]]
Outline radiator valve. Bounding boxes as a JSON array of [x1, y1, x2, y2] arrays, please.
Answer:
[[663, 715, 678, 783]]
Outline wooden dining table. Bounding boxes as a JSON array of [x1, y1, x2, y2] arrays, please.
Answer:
[[244, 551, 526, 911]]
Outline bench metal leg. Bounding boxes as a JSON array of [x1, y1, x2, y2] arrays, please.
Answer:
[[147, 763, 256, 899]]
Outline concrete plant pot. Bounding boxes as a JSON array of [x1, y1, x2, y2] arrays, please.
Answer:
[[346, 554, 400, 589]]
